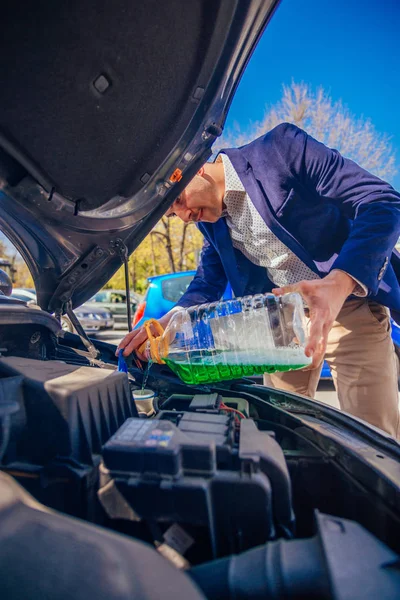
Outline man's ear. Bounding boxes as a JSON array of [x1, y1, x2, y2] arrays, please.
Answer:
[[197, 166, 205, 176]]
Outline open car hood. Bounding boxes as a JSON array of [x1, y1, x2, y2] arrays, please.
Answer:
[[0, 0, 278, 312]]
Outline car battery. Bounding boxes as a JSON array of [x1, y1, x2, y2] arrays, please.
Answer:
[[101, 411, 294, 558]]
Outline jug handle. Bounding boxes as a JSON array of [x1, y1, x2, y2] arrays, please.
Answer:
[[138, 319, 167, 364]]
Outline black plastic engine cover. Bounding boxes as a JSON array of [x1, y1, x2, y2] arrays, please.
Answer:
[[0, 356, 137, 465], [0, 357, 137, 518], [101, 410, 294, 558]]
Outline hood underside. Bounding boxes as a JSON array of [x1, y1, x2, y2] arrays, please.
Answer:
[[0, 0, 279, 311]]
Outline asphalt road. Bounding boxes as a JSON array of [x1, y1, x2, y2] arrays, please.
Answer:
[[96, 328, 128, 346], [315, 380, 340, 408], [95, 328, 341, 408]]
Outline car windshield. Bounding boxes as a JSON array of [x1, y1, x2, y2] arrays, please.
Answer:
[[110, 293, 125, 303], [93, 292, 108, 302], [161, 275, 194, 303]]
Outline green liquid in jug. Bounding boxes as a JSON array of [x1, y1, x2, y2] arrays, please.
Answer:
[[164, 348, 310, 385]]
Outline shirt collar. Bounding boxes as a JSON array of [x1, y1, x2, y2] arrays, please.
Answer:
[[220, 153, 246, 217]]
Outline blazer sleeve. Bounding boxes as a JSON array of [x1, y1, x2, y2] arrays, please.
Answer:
[[176, 235, 228, 308], [274, 123, 400, 295]]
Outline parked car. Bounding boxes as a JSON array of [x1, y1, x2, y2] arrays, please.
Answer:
[[11, 288, 114, 333], [133, 271, 197, 326], [134, 271, 233, 327], [90, 289, 141, 330], [0, 3, 399, 598], [10, 288, 38, 304], [133, 271, 227, 327], [74, 302, 114, 333]]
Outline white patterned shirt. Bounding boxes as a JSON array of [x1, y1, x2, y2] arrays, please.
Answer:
[[220, 153, 367, 295], [220, 153, 319, 288]]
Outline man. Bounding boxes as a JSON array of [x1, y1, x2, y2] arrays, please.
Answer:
[[118, 123, 400, 438]]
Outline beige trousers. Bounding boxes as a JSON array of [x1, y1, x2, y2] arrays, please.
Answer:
[[263, 299, 400, 438]]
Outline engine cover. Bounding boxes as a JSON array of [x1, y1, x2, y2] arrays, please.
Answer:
[[0, 356, 137, 519], [100, 409, 294, 559]]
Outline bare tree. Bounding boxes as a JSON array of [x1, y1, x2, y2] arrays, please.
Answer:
[[151, 217, 176, 273], [130, 253, 137, 291], [149, 218, 202, 275], [150, 233, 157, 276], [177, 222, 189, 271], [216, 81, 397, 182]]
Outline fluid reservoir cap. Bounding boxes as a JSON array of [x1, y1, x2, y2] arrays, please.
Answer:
[[132, 388, 155, 416]]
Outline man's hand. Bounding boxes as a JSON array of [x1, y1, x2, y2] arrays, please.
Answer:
[[116, 311, 176, 358], [116, 326, 149, 359], [272, 270, 357, 369]]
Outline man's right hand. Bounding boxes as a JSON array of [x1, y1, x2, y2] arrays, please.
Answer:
[[116, 310, 177, 358], [116, 326, 149, 359]]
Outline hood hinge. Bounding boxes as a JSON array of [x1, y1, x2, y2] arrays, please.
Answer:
[[64, 301, 100, 361]]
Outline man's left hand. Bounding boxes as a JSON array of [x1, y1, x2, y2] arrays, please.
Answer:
[[272, 270, 357, 369]]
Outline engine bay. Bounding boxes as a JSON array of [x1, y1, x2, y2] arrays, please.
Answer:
[[1, 307, 400, 598], [101, 396, 294, 562]]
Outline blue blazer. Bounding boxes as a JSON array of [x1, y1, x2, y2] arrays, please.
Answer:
[[178, 123, 400, 320]]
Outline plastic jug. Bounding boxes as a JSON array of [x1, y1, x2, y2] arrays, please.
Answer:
[[140, 292, 311, 385]]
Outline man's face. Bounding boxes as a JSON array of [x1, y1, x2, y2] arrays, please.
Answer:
[[165, 168, 222, 223]]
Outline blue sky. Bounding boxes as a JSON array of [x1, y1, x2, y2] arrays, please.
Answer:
[[224, 0, 400, 189]]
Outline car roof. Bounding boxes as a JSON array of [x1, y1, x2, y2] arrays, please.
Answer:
[[95, 289, 126, 295], [147, 271, 196, 283]]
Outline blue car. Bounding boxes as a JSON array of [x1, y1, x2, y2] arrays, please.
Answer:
[[134, 271, 400, 379], [133, 271, 233, 328]]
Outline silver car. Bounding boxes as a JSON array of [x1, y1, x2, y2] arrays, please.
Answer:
[[11, 289, 114, 333], [74, 303, 114, 332]]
